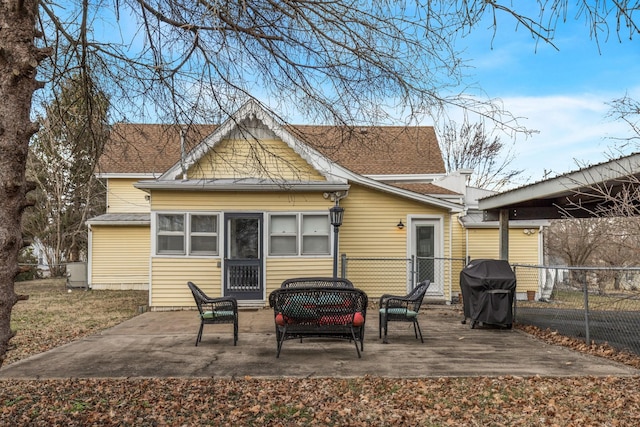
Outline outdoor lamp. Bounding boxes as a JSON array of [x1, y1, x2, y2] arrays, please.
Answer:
[[329, 204, 344, 278], [397, 220, 405, 230], [329, 205, 344, 227]]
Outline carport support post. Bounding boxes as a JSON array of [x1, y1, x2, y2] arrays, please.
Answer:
[[499, 209, 509, 261]]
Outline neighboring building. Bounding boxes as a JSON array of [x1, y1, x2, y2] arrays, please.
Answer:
[[87, 101, 546, 309]]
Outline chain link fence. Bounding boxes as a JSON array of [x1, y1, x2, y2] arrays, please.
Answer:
[[340, 255, 467, 300], [513, 264, 640, 356]]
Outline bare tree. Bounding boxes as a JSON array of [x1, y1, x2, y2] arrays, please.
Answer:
[[24, 74, 108, 276], [607, 95, 640, 146], [547, 216, 640, 291], [1, 0, 638, 366], [594, 219, 640, 291], [436, 114, 523, 191], [545, 218, 614, 267]]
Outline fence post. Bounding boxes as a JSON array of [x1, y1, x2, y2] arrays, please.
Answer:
[[583, 279, 591, 346], [410, 255, 415, 289], [340, 253, 347, 279]]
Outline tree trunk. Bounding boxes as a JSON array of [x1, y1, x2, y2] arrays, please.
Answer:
[[0, 0, 43, 367]]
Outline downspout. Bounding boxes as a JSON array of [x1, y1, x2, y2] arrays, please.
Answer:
[[87, 224, 92, 289], [448, 213, 453, 304], [465, 227, 469, 262]]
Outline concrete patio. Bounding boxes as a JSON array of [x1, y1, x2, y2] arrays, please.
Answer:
[[1, 305, 638, 379]]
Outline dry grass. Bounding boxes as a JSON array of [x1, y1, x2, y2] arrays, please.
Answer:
[[6, 279, 148, 365]]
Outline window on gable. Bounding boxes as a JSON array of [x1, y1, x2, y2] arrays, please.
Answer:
[[269, 213, 330, 256]]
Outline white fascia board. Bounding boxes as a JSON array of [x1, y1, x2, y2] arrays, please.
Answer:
[[134, 179, 350, 192], [458, 218, 550, 229], [363, 173, 444, 182], [86, 220, 150, 226], [479, 152, 640, 210], [96, 173, 158, 179]]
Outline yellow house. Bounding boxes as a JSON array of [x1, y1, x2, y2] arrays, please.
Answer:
[[87, 101, 546, 309]]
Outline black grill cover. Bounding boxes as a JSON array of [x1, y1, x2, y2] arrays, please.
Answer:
[[460, 259, 516, 327]]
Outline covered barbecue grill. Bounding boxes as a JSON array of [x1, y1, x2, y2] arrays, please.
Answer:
[[460, 259, 516, 328]]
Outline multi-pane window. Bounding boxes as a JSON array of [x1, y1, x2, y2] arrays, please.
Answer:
[[157, 214, 185, 254], [157, 213, 218, 256], [270, 213, 330, 256]]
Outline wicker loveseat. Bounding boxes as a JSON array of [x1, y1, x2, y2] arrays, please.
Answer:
[[268, 278, 368, 358]]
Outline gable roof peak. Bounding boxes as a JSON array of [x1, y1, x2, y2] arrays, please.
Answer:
[[160, 100, 346, 183]]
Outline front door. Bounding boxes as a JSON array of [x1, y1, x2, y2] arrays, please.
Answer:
[[412, 219, 444, 298], [224, 213, 263, 300]]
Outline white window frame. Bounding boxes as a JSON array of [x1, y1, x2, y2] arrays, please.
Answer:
[[268, 214, 298, 256], [269, 212, 331, 257], [301, 213, 331, 255], [155, 212, 220, 257], [156, 213, 186, 255], [189, 213, 219, 256]]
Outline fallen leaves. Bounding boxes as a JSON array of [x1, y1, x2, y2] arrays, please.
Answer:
[[3, 377, 639, 426], [516, 323, 640, 369]]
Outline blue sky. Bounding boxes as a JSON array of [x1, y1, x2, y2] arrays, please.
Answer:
[[82, 4, 639, 185], [454, 12, 640, 184]]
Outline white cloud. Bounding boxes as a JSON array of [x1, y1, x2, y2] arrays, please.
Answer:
[[498, 90, 639, 182]]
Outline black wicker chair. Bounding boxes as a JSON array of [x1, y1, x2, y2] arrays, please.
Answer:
[[187, 281, 238, 346], [379, 280, 430, 344]]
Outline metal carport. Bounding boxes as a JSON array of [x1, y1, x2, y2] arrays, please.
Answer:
[[478, 152, 640, 260]]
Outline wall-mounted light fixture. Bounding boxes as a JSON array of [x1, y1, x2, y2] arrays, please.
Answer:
[[397, 220, 405, 230], [523, 228, 535, 235]]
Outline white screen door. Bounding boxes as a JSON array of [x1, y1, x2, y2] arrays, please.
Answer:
[[411, 219, 443, 298]]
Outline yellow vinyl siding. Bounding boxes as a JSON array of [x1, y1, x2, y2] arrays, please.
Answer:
[[90, 225, 150, 289], [466, 228, 540, 293], [467, 229, 500, 259], [449, 215, 469, 295], [150, 191, 337, 308], [151, 258, 335, 309], [506, 229, 540, 293], [466, 228, 540, 263], [266, 258, 334, 296], [339, 184, 452, 299], [151, 191, 331, 211], [151, 257, 221, 308], [451, 214, 467, 260], [187, 138, 326, 181], [149, 183, 460, 304], [340, 185, 447, 256], [107, 178, 150, 213]]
